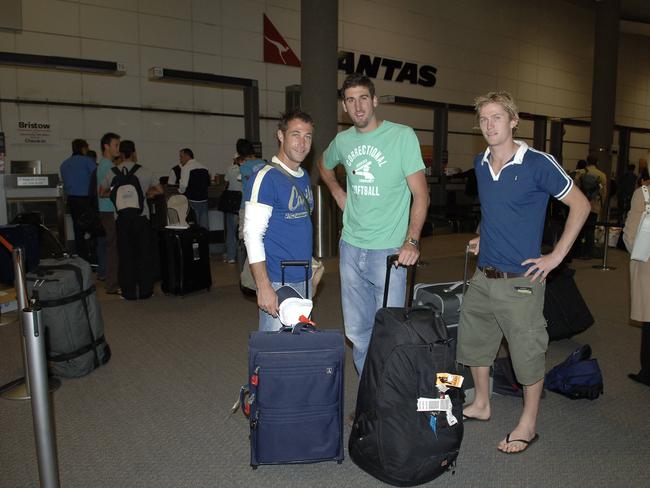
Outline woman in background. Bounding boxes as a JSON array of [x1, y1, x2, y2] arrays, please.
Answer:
[[623, 168, 650, 386]]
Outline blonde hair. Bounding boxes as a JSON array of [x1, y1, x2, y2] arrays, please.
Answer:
[[474, 91, 519, 126]]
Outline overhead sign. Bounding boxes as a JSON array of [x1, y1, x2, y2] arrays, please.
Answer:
[[12, 120, 59, 145], [263, 14, 301, 67], [338, 51, 437, 87]]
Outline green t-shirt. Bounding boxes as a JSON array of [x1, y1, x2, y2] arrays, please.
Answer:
[[323, 120, 424, 249]]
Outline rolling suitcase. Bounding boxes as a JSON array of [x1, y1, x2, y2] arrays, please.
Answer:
[[159, 226, 211, 296], [349, 255, 463, 486], [413, 244, 473, 339], [245, 261, 345, 468]]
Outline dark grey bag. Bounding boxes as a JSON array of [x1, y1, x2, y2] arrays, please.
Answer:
[[26, 256, 111, 378]]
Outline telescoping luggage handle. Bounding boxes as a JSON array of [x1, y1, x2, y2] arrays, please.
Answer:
[[383, 255, 417, 309], [440, 243, 473, 296], [280, 260, 310, 299]]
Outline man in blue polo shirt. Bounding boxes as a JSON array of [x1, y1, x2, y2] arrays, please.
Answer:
[[458, 91, 590, 454]]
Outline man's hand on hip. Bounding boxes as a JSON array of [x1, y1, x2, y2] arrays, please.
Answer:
[[522, 252, 562, 283]]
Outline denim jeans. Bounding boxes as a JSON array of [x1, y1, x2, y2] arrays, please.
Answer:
[[190, 200, 209, 230], [225, 212, 238, 261], [339, 239, 406, 375], [96, 235, 106, 279], [259, 280, 311, 332]]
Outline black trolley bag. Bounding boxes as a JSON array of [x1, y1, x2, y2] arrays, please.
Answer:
[[246, 261, 345, 468], [349, 255, 463, 487], [26, 256, 111, 378], [159, 225, 212, 296]]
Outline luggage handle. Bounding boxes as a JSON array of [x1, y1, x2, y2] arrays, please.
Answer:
[[280, 260, 310, 298], [383, 254, 416, 309]]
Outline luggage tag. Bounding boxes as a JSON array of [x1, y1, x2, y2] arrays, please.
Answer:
[[417, 396, 458, 427], [436, 373, 464, 388]]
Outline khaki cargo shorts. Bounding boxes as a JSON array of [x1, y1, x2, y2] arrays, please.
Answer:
[[457, 269, 549, 385]]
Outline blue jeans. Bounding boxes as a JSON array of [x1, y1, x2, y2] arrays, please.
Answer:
[[190, 200, 209, 230], [225, 212, 238, 261], [339, 239, 406, 375], [96, 235, 106, 279], [259, 280, 311, 332]]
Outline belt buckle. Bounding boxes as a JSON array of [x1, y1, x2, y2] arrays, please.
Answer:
[[483, 267, 503, 279]]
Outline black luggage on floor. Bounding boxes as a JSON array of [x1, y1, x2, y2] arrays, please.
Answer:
[[26, 256, 111, 378], [349, 255, 463, 486], [544, 265, 594, 341], [160, 226, 211, 296], [0, 224, 40, 285]]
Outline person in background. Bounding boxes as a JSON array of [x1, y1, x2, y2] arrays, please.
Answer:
[[619, 164, 638, 218], [96, 132, 121, 294], [86, 150, 97, 163], [236, 138, 266, 239], [59, 138, 97, 263], [623, 168, 650, 387], [223, 155, 243, 264], [178, 148, 211, 230]]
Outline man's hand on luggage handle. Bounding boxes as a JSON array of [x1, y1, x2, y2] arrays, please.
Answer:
[[397, 241, 420, 267], [257, 283, 279, 317]]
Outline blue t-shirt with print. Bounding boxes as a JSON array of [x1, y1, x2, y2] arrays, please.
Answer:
[[244, 164, 313, 283], [476, 141, 573, 274]]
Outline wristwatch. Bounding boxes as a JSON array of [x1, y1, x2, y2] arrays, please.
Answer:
[[405, 237, 419, 249]]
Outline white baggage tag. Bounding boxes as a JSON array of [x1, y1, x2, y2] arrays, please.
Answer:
[[417, 396, 451, 412]]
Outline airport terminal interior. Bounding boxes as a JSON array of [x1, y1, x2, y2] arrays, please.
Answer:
[[1, 0, 650, 487]]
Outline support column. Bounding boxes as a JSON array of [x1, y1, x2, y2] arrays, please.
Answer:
[[533, 116, 548, 152], [432, 105, 448, 176], [549, 119, 564, 166], [301, 0, 338, 257], [588, 0, 620, 182]]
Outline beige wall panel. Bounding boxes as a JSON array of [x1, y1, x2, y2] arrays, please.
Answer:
[[267, 0, 299, 10], [192, 86, 225, 114], [0, 68, 17, 98], [82, 108, 143, 144], [141, 80, 194, 110], [192, 0, 222, 24], [22, 0, 79, 36], [192, 114, 223, 145], [81, 74, 141, 107], [139, 0, 192, 19], [0, 31, 16, 51], [264, 63, 300, 92], [264, 90, 286, 120], [16, 70, 81, 101], [222, 86, 246, 114], [266, 5, 301, 40], [191, 53, 222, 75], [80, 5, 139, 44], [192, 23, 222, 55], [221, 28, 263, 62], [221, 57, 266, 85], [139, 14, 192, 51], [80, 0, 135, 11], [15, 32, 80, 57], [141, 111, 194, 145], [222, 0, 265, 32]]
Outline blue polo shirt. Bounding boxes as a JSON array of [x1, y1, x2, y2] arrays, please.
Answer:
[[476, 141, 573, 274], [60, 154, 96, 197]]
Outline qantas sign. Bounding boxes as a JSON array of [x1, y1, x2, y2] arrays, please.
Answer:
[[263, 15, 437, 87]]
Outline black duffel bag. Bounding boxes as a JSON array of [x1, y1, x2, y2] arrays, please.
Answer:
[[217, 190, 242, 214]]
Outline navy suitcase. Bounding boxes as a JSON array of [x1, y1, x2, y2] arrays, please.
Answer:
[[159, 226, 211, 296], [246, 260, 345, 468], [0, 224, 40, 285]]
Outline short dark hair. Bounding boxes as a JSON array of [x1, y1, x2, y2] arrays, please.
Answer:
[[576, 159, 587, 170], [236, 138, 255, 157], [586, 154, 598, 166], [180, 148, 194, 159], [71, 138, 88, 155], [119, 140, 136, 159], [86, 150, 97, 162], [100, 132, 120, 153], [340, 73, 375, 100], [277, 108, 314, 133]]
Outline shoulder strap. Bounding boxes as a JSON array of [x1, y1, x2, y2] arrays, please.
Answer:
[[128, 164, 141, 176], [269, 162, 311, 214], [111, 166, 121, 177]]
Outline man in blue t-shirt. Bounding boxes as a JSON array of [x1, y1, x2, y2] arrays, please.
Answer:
[[458, 91, 590, 454], [60, 138, 97, 263], [243, 109, 314, 331]]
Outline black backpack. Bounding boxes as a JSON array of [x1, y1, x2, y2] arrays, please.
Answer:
[[110, 164, 145, 218], [349, 305, 463, 486]]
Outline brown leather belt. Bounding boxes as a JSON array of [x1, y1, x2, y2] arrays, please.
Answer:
[[478, 266, 526, 279]]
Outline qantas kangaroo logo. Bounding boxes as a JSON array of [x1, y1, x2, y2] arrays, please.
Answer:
[[263, 14, 301, 67]]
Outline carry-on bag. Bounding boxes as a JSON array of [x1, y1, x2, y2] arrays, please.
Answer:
[[26, 256, 111, 378], [244, 261, 345, 468], [0, 224, 40, 285], [544, 265, 594, 341], [349, 255, 463, 487], [545, 344, 603, 400], [159, 225, 212, 296], [413, 245, 473, 339]]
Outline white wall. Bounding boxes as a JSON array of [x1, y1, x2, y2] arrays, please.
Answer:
[[0, 0, 649, 177]]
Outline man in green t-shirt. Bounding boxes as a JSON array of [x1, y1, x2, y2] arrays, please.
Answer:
[[318, 73, 429, 375]]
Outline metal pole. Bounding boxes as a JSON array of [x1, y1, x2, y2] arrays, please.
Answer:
[[22, 303, 60, 488]]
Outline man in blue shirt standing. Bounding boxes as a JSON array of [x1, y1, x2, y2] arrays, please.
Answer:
[[243, 109, 314, 331], [458, 91, 590, 453], [60, 138, 97, 263]]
